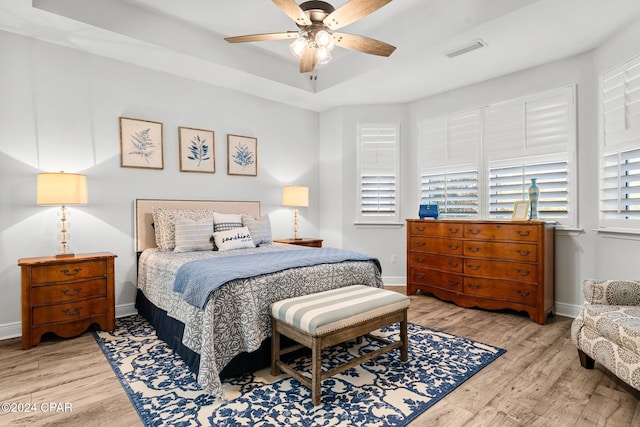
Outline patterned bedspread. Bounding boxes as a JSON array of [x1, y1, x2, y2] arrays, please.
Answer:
[[137, 243, 384, 399]]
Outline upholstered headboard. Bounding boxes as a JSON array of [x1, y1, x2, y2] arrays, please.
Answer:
[[135, 199, 261, 253]]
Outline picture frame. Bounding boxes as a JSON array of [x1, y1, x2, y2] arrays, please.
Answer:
[[512, 200, 531, 220], [227, 134, 257, 176], [119, 117, 164, 169], [179, 127, 215, 173]]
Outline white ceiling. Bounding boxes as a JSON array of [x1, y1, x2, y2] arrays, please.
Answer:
[[1, 0, 640, 112]]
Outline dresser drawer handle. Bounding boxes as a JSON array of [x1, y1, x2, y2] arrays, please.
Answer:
[[467, 246, 480, 253], [516, 289, 531, 297], [415, 241, 426, 247], [468, 229, 481, 235], [416, 226, 426, 232], [467, 265, 480, 271], [416, 273, 426, 279], [448, 261, 459, 268], [61, 287, 82, 296], [447, 279, 460, 286], [60, 268, 82, 277], [62, 307, 82, 316], [415, 257, 426, 263], [448, 228, 459, 234], [515, 269, 531, 277], [516, 249, 530, 256], [517, 230, 531, 237], [447, 244, 459, 250], [467, 283, 480, 290]]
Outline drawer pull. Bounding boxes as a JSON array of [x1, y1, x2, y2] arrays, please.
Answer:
[[62, 307, 82, 316], [517, 230, 531, 237], [61, 287, 82, 296], [467, 283, 480, 290], [516, 249, 530, 256], [417, 226, 426, 232], [448, 228, 459, 234], [415, 241, 426, 247], [515, 268, 531, 277], [416, 273, 426, 279], [467, 264, 480, 271], [448, 261, 459, 268], [467, 246, 480, 253], [60, 268, 82, 277], [415, 257, 426, 263], [447, 244, 459, 250], [448, 279, 460, 286], [468, 229, 481, 235], [516, 289, 531, 297]]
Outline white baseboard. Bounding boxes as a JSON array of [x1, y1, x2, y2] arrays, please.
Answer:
[[555, 301, 581, 319], [0, 303, 139, 341], [382, 276, 406, 287]]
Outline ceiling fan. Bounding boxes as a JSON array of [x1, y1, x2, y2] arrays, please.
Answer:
[[224, 0, 396, 74]]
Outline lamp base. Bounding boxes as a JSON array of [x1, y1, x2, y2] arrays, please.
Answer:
[[55, 253, 76, 259]]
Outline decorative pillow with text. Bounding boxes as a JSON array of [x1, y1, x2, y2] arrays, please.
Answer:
[[212, 226, 255, 251]]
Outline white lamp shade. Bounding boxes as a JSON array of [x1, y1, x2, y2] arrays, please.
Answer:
[[36, 172, 89, 205], [282, 186, 309, 207]]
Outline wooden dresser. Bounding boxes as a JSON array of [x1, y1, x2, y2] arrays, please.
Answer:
[[19, 252, 116, 349], [406, 219, 554, 324]]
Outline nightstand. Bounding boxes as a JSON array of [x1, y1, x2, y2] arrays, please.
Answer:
[[273, 238, 323, 248], [18, 252, 117, 350]]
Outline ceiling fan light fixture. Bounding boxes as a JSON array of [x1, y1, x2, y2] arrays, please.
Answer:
[[315, 30, 334, 50], [316, 46, 332, 64], [289, 36, 308, 58]]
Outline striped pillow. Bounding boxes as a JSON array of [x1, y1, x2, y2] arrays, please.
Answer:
[[213, 212, 243, 232], [173, 217, 214, 252], [242, 214, 272, 246]]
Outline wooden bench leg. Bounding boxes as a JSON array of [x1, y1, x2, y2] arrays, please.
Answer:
[[271, 317, 281, 376], [400, 311, 408, 362], [311, 336, 322, 406]]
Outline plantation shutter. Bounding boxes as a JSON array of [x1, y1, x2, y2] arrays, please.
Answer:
[[419, 109, 481, 215], [357, 124, 400, 223], [600, 55, 640, 230], [486, 86, 575, 224]]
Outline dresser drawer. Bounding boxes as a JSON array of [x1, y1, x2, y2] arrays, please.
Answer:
[[464, 277, 538, 306], [32, 297, 108, 326], [409, 221, 463, 238], [31, 279, 107, 306], [463, 224, 539, 242], [409, 267, 463, 292], [463, 241, 537, 262], [464, 259, 537, 283], [410, 237, 463, 255], [30, 260, 107, 284], [408, 252, 463, 273]]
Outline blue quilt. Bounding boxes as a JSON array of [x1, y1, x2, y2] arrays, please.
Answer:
[[173, 248, 381, 308]]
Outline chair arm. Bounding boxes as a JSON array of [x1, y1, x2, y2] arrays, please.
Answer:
[[583, 279, 640, 305]]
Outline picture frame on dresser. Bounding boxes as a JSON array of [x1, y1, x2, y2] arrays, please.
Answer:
[[512, 200, 530, 220], [119, 117, 164, 169], [179, 126, 215, 173]]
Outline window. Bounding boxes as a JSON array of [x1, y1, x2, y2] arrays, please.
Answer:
[[600, 54, 640, 230], [357, 124, 400, 224], [418, 86, 577, 227]]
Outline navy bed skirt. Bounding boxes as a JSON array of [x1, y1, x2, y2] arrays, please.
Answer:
[[135, 289, 272, 379]]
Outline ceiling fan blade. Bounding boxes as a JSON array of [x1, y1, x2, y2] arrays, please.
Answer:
[[225, 31, 299, 43], [272, 0, 312, 26], [300, 47, 317, 73], [333, 32, 396, 57], [324, 0, 392, 30]]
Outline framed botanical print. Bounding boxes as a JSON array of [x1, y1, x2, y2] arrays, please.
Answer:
[[179, 127, 215, 173], [119, 117, 164, 169], [227, 134, 257, 176]]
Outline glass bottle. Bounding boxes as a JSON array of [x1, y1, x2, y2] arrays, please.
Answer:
[[528, 178, 539, 220]]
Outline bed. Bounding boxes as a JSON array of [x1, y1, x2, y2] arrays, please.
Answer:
[[134, 199, 384, 400]]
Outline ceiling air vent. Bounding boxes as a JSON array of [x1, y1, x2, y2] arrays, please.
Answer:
[[443, 39, 487, 58]]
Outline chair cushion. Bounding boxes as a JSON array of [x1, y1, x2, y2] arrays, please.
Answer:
[[581, 303, 640, 354], [270, 285, 410, 336]]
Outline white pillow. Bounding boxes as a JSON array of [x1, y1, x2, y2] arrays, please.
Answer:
[[213, 226, 255, 251], [173, 217, 214, 252], [242, 214, 272, 246], [213, 212, 243, 232]]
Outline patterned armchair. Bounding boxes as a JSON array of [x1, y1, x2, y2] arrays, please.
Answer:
[[571, 279, 640, 390]]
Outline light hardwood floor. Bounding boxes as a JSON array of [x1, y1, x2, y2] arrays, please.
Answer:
[[1, 290, 639, 426]]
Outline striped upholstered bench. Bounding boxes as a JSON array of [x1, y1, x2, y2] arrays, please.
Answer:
[[270, 285, 410, 405]]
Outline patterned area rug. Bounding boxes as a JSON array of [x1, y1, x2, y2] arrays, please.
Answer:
[[93, 315, 505, 426]]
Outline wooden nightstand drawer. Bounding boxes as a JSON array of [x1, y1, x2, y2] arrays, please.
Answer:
[[31, 279, 107, 305], [32, 297, 108, 326], [30, 260, 107, 284]]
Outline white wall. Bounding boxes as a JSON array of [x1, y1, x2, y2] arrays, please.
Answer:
[[0, 31, 319, 336]]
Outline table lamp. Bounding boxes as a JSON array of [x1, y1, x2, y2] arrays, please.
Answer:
[[36, 171, 89, 257], [282, 185, 309, 240]]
